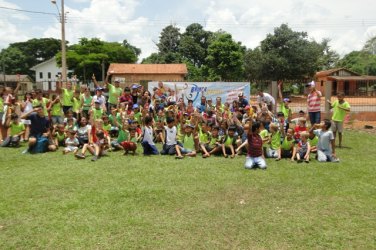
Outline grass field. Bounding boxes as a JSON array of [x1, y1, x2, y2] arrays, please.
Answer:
[[0, 130, 375, 249]]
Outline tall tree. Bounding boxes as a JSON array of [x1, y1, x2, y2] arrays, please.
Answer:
[[206, 31, 245, 81], [57, 38, 139, 82], [250, 24, 324, 80], [179, 23, 213, 67], [0, 38, 62, 77], [318, 38, 340, 70]]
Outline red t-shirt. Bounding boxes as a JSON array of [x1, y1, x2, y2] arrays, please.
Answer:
[[247, 133, 263, 157], [294, 125, 307, 140]]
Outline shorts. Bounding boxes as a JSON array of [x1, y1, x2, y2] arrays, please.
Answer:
[[331, 121, 343, 133], [266, 148, 279, 158], [161, 144, 177, 155], [51, 116, 64, 125], [297, 150, 308, 159], [281, 149, 292, 158], [64, 146, 78, 152]]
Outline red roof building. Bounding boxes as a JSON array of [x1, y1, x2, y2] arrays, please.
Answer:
[[107, 64, 188, 86], [315, 68, 376, 96]]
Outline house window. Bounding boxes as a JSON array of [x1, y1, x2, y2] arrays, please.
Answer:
[[39, 72, 43, 79], [48, 72, 51, 79]]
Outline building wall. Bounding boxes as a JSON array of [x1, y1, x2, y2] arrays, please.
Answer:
[[34, 60, 62, 83], [111, 74, 186, 86]]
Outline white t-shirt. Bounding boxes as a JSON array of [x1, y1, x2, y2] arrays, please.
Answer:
[[257, 93, 275, 105], [142, 126, 155, 145], [164, 125, 177, 145]]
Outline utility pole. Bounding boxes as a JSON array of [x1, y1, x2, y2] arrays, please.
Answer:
[[52, 0, 67, 86]]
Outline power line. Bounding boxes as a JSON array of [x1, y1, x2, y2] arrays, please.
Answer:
[[0, 6, 56, 16]]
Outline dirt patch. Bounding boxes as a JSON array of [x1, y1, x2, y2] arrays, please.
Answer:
[[345, 120, 376, 133]]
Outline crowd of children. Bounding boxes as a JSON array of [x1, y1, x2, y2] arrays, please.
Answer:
[[0, 78, 348, 167]]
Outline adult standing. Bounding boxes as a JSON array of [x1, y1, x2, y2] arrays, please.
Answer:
[[256, 90, 275, 113], [306, 81, 322, 126], [57, 76, 74, 114], [238, 92, 249, 114]]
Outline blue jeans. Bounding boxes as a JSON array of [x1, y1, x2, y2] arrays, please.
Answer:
[[309, 111, 321, 126], [141, 141, 159, 155], [244, 156, 267, 169]]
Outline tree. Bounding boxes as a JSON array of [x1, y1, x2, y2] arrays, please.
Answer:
[[142, 25, 183, 64], [363, 36, 376, 55], [318, 38, 340, 70], [0, 38, 62, 77], [205, 31, 245, 81], [179, 23, 213, 67], [338, 51, 376, 75], [247, 24, 324, 80], [0, 47, 28, 74], [244, 47, 264, 81], [57, 38, 139, 82]]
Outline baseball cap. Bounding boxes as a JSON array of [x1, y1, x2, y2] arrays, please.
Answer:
[[96, 87, 104, 91], [238, 92, 244, 97], [306, 81, 315, 87], [132, 104, 139, 109], [94, 100, 101, 104], [283, 98, 291, 103], [186, 124, 195, 129]]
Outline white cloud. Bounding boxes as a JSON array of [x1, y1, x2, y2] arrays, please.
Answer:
[[43, 0, 154, 59]]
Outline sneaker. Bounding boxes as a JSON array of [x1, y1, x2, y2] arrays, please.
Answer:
[[175, 155, 183, 159], [91, 155, 98, 161], [304, 160, 309, 163], [297, 159, 303, 163], [75, 153, 85, 159], [22, 149, 29, 154], [332, 158, 340, 163]]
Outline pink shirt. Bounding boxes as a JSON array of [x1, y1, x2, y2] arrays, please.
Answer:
[[307, 91, 321, 112]]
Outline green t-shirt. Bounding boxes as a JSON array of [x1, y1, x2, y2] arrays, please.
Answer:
[[183, 133, 195, 150], [0, 97, 3, 112], [199, 128, 210, 144], [270, 131, 281, 150], [108, 84, 122, 105], [280, 102, 291, 120], [32, 98, 49, 116], [55, 132, 66, 142], [281, 137, 294, 150], [92, 108, 103, 120], [82, 95, 92, 111], [332, 100, 350, 122], [209, 135, 221, 147], [134, 112, 142, 124], [72, 97, 81, 113], [103, 123, 111, 132], [224, 135, 235, 146], [109, 113, 121, 126], [10, 122, 25, 136], [259, 129, 269, 147], [62, 88, 73, 106], [117, 129, 130, 143], [308, 136, 318, 147], [51, 103, 63, 116]]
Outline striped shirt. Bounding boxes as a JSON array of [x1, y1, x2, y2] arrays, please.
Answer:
[[307, 91, 321, 112]]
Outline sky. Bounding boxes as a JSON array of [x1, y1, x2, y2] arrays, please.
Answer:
[[1, 0, 376, 61]]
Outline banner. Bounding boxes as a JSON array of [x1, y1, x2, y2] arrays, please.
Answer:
[[148, 82, 250, 106]]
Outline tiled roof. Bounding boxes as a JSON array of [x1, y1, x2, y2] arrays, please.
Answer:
[[0, 74, 33, 82], [108, 63, 188, 75], [315, 68, 361, 77]]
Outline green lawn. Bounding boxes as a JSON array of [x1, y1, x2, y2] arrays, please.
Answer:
[[0, 130, 375, 249]]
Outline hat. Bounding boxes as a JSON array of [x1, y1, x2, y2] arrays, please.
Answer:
[[183, 112, 189, 116], [283, 98, 291, 103], [132, 104, 139, 109], [114, 80, 120, 83], [94, 100, 101, 104], [238, 92, 244, 97], [96, 87, 104, 91], [306, 81, 315, 87], [186, 124, 195, 129], [244, 105, 250, 110]]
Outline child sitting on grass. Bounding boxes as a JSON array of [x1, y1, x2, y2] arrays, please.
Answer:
[[244, 119, 267, 170], [1, 113, 25, 147], [54, 124, 66, 148], [63, 130, 79, 154], [122, 126, 138, 155], [292, 131, 311, 163], [175, 124, 197, 159], [280, 128, 295, 160], [266, 123, 283, 161], [294, 117, 307, 141], [310, 120, 339, 163], [221, 125, 238, 158], [141, 116, 159, 155]]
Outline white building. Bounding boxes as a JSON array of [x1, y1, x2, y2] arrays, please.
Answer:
[[30, 57, 72, 91]]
